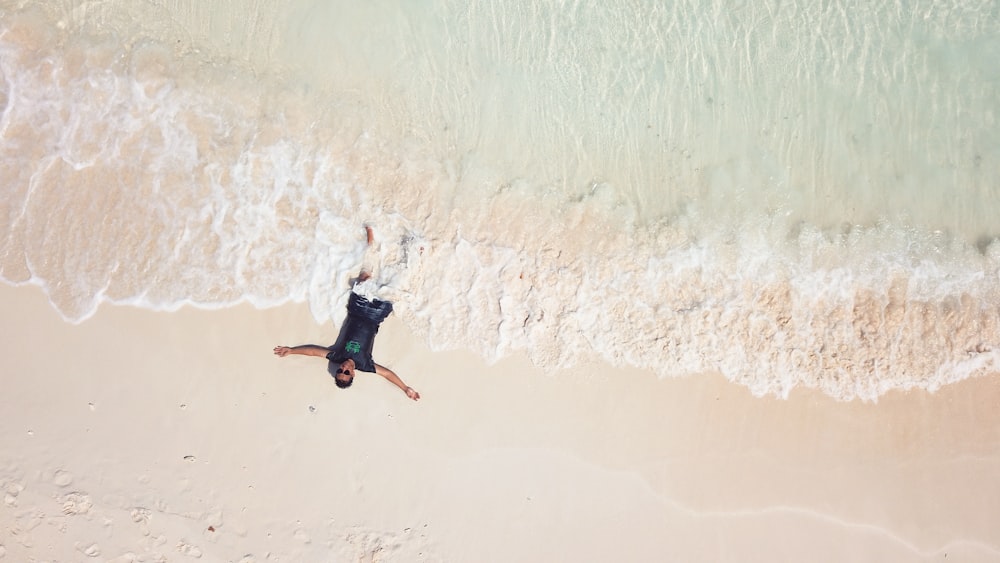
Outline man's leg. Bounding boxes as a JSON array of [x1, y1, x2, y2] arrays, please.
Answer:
[[358, 225, 375, 282]]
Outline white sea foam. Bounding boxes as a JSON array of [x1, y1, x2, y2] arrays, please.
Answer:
[[1, 2, 998, 400]]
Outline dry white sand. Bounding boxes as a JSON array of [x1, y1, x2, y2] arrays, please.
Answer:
[[1, 283, 999, 562]]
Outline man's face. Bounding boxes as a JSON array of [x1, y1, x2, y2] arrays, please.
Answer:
[[335, 360, 354, 385]]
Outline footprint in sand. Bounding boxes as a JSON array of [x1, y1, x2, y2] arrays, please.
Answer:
[[337, 525, 440, 562], [343, 529, 396, 562], [61, 492, 93, 515], [75, 542, 100, 558], [129, 507, 151, 524], [176, 540, 203, 558], [129, 508, 153, 537], [52, 470, 74, 487], [3, 480, 24, 507]]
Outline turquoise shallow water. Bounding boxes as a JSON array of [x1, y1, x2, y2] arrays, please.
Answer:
[[1, 1, 998, 399]]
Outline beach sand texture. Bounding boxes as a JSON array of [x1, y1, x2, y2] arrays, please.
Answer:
[[2, 285, 999, 562], [3, 1, 1000, 560]]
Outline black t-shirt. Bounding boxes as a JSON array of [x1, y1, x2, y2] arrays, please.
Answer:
[[326, 293, 393, 372]]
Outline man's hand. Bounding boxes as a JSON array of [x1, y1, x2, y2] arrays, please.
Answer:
[[273, 346, 292, 357], [375, 363, 420, 401]]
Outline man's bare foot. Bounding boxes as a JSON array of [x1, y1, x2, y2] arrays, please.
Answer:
[[365, 225, 374, 245], [358, 271, 371, 282]]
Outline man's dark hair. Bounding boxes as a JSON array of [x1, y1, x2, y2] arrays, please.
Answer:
[[334, 376, 353, 389]]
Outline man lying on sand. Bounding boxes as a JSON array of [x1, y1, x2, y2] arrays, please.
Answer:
[[273, 226, 420, 401]]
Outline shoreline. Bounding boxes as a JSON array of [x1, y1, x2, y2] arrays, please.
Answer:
[[1, 282, 998, 561]]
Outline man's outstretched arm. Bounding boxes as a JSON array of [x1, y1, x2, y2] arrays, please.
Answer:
[[273, 345, 330, 358], [374, 363, 420, 401]]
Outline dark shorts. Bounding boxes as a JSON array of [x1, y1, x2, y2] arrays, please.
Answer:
[[348, 292, 393, 324]]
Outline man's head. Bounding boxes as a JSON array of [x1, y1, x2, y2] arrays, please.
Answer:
[[329, 358, 355, 388]]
